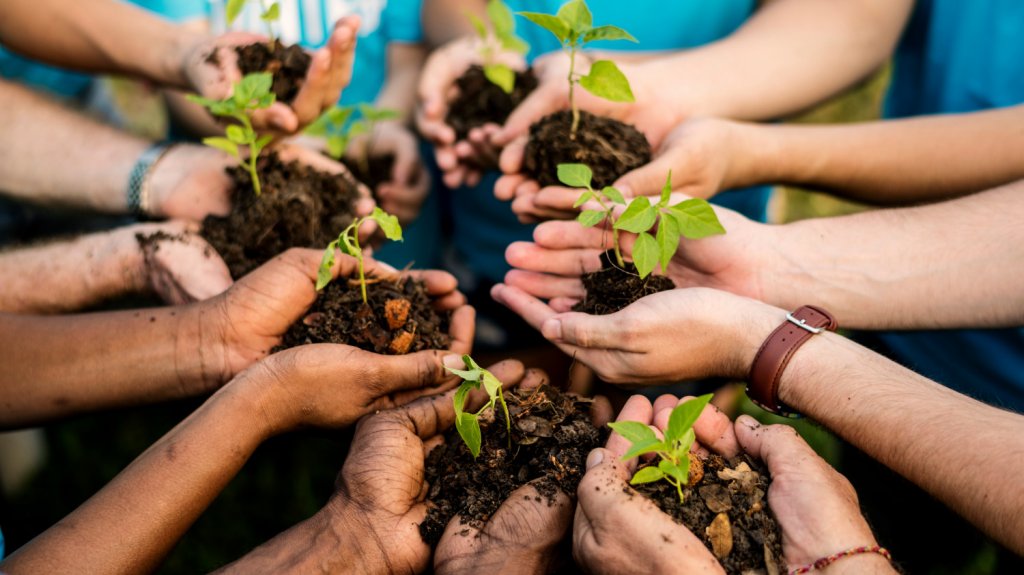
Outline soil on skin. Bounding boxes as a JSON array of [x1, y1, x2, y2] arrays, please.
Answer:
[[201, 151, 361, 279], [342, 153, 395, 201], [419, 385, 602, 545], [522, 110, 651, 188], [446, 65, 538, 141], [573, 250, 675, 315], [634, 454, 784, 574], [277, 275, 452, 355], [236, 40, 311, 102]]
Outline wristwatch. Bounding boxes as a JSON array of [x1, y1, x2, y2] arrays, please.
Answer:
[[747, 305, 837, 417]]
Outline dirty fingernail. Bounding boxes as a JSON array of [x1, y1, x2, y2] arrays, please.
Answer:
[[541, 319, 562, 340], [586, 449, 604, 470], [443, 354, 464, 370]]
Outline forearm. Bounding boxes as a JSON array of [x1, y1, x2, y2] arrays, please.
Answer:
[[0, 382, 272, 574], [732, 106, 1024, 203], [421, 0, 484, 47], [0, 0, 198, 89], [0, 304, 228, 429], [637, 0, 910, 122], [758, 182, 1024, 329], [377, 43, 428, 123], [0, 80, 148, 213]]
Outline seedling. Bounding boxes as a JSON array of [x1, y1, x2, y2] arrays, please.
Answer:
[[226, 0, 280, 41], [607, 394, 712, 502], [316, 207, 403, 304], [187, 73, 275, 196], [305, 104, 401, 176], [558, 163, 726, 278], [519, 0, 637, 137], [445, 354, 511, 458], [466, 0, 530, 93]]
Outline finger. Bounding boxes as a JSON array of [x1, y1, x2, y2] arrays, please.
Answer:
[[533, 220, 610, 250], [493, 86, 562, 147], [251, 103, 298, 133], [589, 395, 613, 428], [435, 146, 459, 171], [606, 395, 654, 459], [498, 136, 527, 174], [694, 400, 742, 458], [290, 48, 333, 127], [503, 269, 586, 300], [391, 136, 418, 185], [539, 311, 625, 350], [446, 305, 476, 355], [519, 368, 550, 391], [489, 283, 558, 331], [416, 108, 456, 146], [511, 195, 575, 221], [388, 379, 463, 439], [322, 16, 360, 108], [652, 394, 681, 424], [504, 241, 602, 276], [534, 186, 586, 213], [368, 349, 448, 396], [735, 415, 815, 473], [453, 140, 476, 160], [443, 165, 468, 189], [464, 169, 482, 188], [613, 153, 681, 200], [409, 269, 458, 297], [495, 173, 526, 201], [549, 297, 578, 313]]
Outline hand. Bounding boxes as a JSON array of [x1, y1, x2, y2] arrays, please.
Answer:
[[502, 210, 772, 307], [350, 121, 429, 223], [181, 17, 360, 133], [575, 395, 725, 575], [203, 247, 474, 382], [318, 360, 534, 574], [416, 36, 525, 189], [491, 285, 778, 386], [135, 220, 233, 304], [148, 144, 233, 221]]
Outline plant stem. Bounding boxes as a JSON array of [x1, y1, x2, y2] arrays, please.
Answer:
[[248, 156, 262, 196], [353, 228, 367, 304], [611, 227, 625, 267], [568, 44, 579, 139], [259, 0, 275, 41]]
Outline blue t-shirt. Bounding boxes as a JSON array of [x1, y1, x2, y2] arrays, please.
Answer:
[[451, 0, 769, 283], [878, 0, 1024, 410]]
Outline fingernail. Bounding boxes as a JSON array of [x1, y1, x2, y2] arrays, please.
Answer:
[[541, 319, 562, 340], [443, 354, 464, 370], [489, 283, 504, 302], [736, 414, 761, 430], [586, 449, 604, 470]]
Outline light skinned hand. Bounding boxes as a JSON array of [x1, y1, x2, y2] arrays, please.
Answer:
[[182, 17, 360, 134], [574, 395, 725, 575], [135, 220, 233, 305], [348, 121, 429, 223]]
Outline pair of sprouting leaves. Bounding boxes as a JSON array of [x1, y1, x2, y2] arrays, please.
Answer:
[[558, 163, 726, 278], [468, 0, 530, 93], [305, 104, 401, 160], [607, 394, 712, 502], [226, 0, 280, 28], [520, 0, 637, 103], [316, 207, 403, 292], [446, 355, 511, 458]]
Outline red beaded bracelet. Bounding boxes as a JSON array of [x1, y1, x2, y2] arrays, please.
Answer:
[[788, 545, 892, 574]]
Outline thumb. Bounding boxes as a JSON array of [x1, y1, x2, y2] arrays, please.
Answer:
[[371, 349, 447, 395], [734, 415, 815, 475], [493, 85, 562, 146], [541, 312, 623, 349], [613, 154, 678, 200], [391, 134, 417, 185]]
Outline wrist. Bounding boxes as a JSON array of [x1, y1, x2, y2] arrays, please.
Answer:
[[724, 299, 783, 380], [168, 30, 207, 91], [819, 552, 894, 575], [176, 297, 233, 395]]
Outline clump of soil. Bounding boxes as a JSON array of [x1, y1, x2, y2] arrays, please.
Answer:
[[446, 65, 538, 141], [236, 40, 311, 102], [277, 274, 452, 355], [201, 151, 361, 279], [342, 153, 395, 200], [419, 385, 602, 545], [573, 250, 675, 315], [522, 110, 651, 188], [634, 454, 784, 574]]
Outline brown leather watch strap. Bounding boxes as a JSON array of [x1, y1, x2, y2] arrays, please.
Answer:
[[747, 305, 837, 417]]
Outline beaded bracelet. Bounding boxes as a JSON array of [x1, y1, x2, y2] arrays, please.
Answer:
[[127, 143, 175, 217], [788, 545, 892, 574]]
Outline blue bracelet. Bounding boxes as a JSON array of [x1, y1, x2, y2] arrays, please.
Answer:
[[126, 143, 173, 216]]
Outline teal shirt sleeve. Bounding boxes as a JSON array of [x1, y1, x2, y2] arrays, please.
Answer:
[[382, 0, 423, 43], [130, 0, 207, 22]]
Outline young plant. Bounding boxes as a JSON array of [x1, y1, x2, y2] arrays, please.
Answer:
[[519, 0, 637, 136], [305, 104, 401, 175], [607, 394, 712, 502], [466, 0, 530, 93], [187, 73, 275, 196], [316, 207, 403, 304], [226, 0, 280, 40], [444, 354, 511, 458], [558, 163, 726, 278]]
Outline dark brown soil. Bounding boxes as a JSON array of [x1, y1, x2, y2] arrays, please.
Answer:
[[277, 274, 452, 355], [523, 110, 651, 188], [201, 151, 361, 279], [236, 40, 311, 102], [419, 385, 603, 545], [342, 153, 395, 201], [573, 250, 675, 315], [634, 454, 784, 574], [446, 65, 538, 141]]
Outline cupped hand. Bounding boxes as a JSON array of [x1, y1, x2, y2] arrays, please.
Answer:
[[349, 121, 429, 223], [182, 17, 360, 133], [318, 360, 533, 574], [135, 220, 233, 304], [575, 395, 725, 575], [148, 144, 233, 221]]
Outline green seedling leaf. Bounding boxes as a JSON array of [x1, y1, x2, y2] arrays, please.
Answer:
[[583, 24, 638, 43], [607, 420, 657, 444], [316, 241, 338, 291], [632, 231, 659, 278], [500, 35, 530, 54], [201, 137, 240, 157], [484, 63, 516, 94], [370, 207, 403, 241], [678, 428, 696, 453], [630, 465, 666, 485], [658, 458, 689, 485], [666, 394, 712, 443], [601, 186, 626, 205], [456, 412, 483, 457], [615, 196, 656, 233], [557, 163, 593, 188], [659, 171, 673, 206], [326, 137, 345, 159], [579, 60, 635, 103], [655, 214, 681, 273], [359, 105, 402, 122], [573, 190, 594, 208], [622, 438, 667, 461], [261, 1, 280, 21], [666, 199, 727, 239], [185, 94, 222, 108], [578, 210, 606, 227], [467, 12, 488, 39], [557, 0, 592, 33], [518, 12, 570, 43], [226, 0, 246, 25], [487, 0, 515, 36]]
